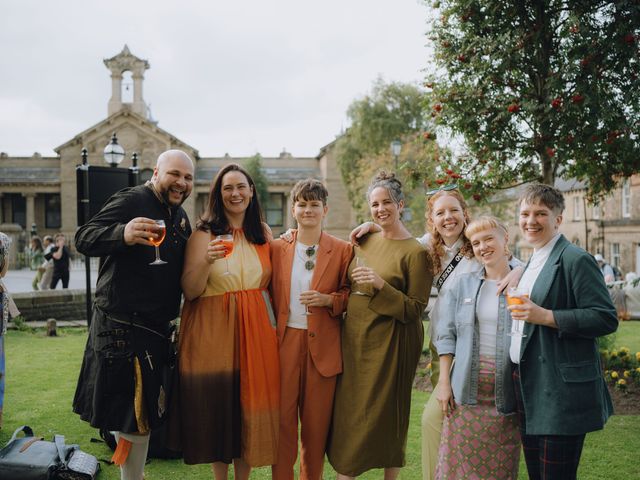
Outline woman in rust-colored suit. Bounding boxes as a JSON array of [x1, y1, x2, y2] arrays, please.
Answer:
[[270, 179, 352, 480]]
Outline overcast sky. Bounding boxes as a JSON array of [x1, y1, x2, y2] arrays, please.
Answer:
[[0, 1, 430, 158]]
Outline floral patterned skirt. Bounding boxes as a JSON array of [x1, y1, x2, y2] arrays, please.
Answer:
[[435, 356, 520, 480]]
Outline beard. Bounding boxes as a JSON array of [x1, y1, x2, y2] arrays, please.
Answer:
[[159, 187, 186, 207]]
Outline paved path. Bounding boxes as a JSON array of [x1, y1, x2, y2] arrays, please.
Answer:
[[3, 268, 98, 293]]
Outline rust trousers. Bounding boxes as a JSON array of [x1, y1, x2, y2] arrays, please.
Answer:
[[271, 327, 337, 480]]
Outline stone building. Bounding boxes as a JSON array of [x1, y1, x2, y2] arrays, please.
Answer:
[[0, 46, 353, 266]]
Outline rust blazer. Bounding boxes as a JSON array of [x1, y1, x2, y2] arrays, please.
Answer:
[[270, 231, 352, 377]]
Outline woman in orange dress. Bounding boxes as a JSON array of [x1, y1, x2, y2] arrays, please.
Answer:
[[170, 163, 279, 480]]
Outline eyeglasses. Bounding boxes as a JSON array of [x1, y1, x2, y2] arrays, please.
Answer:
[[425, 183, 459, 197]]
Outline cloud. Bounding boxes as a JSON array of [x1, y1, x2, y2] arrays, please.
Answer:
[[0, 0, 429, 157]]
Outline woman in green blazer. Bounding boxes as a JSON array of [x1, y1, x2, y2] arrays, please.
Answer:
[[507, 183, 618, 480]]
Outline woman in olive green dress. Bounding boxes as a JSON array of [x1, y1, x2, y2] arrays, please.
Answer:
[[328, 172, 432, 479]]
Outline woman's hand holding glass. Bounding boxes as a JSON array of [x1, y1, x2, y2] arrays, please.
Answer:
[[300, 287, 333, 315], [351, 261, 384, 293], [208, 235, 234, 275], [507, 291, 557, 329]]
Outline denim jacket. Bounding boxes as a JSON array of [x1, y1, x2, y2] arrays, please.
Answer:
[[434, 268, 517, 414]]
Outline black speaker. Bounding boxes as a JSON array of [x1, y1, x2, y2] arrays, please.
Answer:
[[76, 165, 140, 226]]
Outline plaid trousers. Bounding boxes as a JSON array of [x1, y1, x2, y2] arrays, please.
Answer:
[[512, 367, 586, 480]]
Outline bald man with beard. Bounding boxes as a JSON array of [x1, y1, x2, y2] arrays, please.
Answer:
[[73, 150, 194, 480]]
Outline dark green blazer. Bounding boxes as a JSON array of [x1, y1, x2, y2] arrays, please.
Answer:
[[518, 235, 618, 436]]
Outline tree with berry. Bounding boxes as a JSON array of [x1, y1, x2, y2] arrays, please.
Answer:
[[425, 0, 640, 199]]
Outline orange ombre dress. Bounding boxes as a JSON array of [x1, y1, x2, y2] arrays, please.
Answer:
[[171, 229, 279, 466]]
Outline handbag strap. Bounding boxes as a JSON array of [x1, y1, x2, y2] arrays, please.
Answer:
[[8, 425, 33, 444], [54, 434, 68, 468]]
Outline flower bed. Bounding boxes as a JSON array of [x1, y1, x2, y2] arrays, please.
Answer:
[[601, 347, 640, 415]]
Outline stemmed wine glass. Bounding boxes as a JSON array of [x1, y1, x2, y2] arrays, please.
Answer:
[[149, 219, 167, 265], [352, 256, 371, 296], [216, 234, 234, 275], [303, 279, 313, 316], [507, 286, 528, 337]]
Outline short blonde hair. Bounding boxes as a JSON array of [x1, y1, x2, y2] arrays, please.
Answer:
[[465, 216, 509, 241]]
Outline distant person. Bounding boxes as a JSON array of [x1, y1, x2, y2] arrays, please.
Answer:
[[29, 236, 45, 290], [270, 179, 352, 480], [0, 232, 21, 428], [594, 254, 615, 283], [509, 183, 617, 480], [46, 233, 71, 289], [39, 235, 54, 290], [72, 150, 194, 480]]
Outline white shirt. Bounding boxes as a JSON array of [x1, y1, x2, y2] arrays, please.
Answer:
[[509, 233, 562, 363], [287, 241, 316, 329], [477, 279, 499, 358]]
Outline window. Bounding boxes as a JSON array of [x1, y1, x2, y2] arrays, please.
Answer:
[[5, 193, 26, 228], [592, 203, 601, 220], [610, 243, 621, 268], [573, 196, 581, 220], [45, 194, 61, 229], [622, 178, 631, 218], [266, 193, 285, 227]]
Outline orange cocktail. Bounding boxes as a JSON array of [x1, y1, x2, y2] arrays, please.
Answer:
[[149, 224, 166, 247], [506, 292, 529, 313], [219, 239, 234, 258]]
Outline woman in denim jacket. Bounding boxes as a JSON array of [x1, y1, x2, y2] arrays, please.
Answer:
[[433, 217, 521, 480]]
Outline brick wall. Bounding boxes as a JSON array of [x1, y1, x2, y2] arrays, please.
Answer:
[[11, 289, 94, 322]]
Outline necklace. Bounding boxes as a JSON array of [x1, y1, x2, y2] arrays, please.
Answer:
[[296, 243, 317, 271]]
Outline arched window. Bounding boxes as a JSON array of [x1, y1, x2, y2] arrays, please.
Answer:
[[121, 71, 134, 103]]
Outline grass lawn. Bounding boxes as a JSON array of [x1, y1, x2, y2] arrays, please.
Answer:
[[1, 326, 639, 479]]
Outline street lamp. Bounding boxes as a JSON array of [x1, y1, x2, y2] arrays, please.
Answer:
[[390, 140, 402, 172], [103, 133, 125, 167]]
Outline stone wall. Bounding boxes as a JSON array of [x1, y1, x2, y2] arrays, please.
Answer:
[[11, 289, 94, 322]]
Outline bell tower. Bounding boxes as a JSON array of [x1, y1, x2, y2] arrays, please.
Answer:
[[104, 45, 150, 118]]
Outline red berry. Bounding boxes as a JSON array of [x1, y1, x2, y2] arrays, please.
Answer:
[[457, 54, 466, 62], [507, 103, 520, 113], [473, 194, 481, 201], [436, 178, 446, 185], [572, 94, 585, 103], [624, 34, 635, 45], [464, 182, 472, 189], [434, 103, 443, 112], [551, 97, 562, 109], [546, 147, 556, 158]]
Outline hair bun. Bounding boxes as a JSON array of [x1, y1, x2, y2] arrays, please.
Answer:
[[374, 171, 395, 182]]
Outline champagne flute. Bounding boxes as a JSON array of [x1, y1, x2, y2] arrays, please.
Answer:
[[352, 256, 370, 296], [149, 219, 167, 265], [216, 234, 234, 275], [303, 279, 313, 316], [507, 286, 528, 337]]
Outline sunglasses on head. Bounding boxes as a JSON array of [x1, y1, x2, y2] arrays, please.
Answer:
[[425, 183, 459, 197]]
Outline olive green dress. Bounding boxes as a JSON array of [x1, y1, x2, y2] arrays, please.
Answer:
[[328, 233, 431, 476]]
